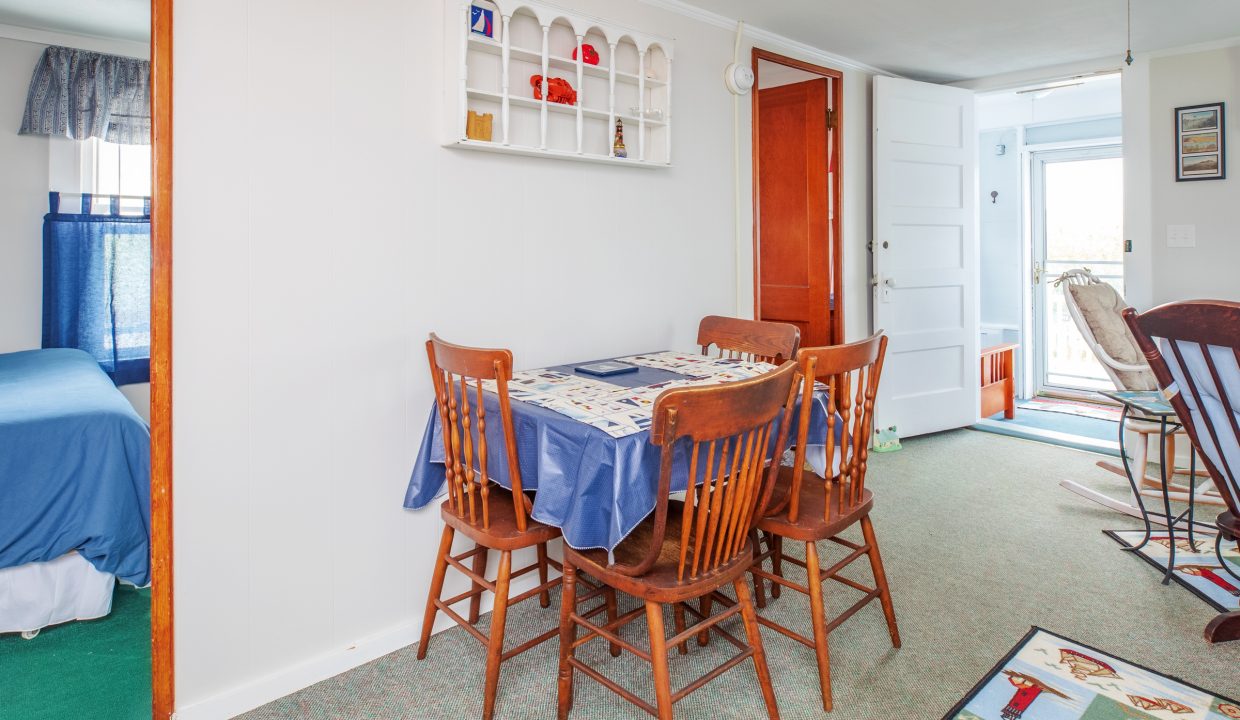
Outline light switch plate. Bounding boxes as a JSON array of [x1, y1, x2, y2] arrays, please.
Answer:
[[1167, 224, 1196, 248]]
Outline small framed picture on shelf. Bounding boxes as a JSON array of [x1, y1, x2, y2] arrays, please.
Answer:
[[470, 4, 494, 39], [1175, 102, 1226, 181]]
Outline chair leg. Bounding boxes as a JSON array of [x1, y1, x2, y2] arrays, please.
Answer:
[[804, 541, 833, 712], [536, 542, 552, 609], [557, 562, 578, 720], [751, 530, 768, 609], [469, 542, 490, 624], [417, 525, 455, 660], [603, 587, 621, 657], [481, 551, 512, 720], [673, 603, 689, 655], [696, 594, 712, 646], [861, 516, 901, 648], [1165, 433, 1177, 475], [770, 534, 784, 599], [646, 601, 674, 720], [734, 578, 780, 720]]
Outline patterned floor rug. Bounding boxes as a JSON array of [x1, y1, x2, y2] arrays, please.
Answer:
[[1105, 529, 1240, 612], [944, 627, 1240, 719]]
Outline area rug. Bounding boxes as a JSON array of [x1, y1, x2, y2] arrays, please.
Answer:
[[943, 627, 1240, 719], [1105, 529, 1240, 612], [1020, 396, 1122, 422]]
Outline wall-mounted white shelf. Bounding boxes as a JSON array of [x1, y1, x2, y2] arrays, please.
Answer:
[[447, 0, 675, 168]]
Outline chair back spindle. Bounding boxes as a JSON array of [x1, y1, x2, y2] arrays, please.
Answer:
[[1123, 302, 1240, 518], [781, 333, 887, 525], [612, 362, 799, 583], [426, 334, 527, 532], [697, 315, 801, 364]]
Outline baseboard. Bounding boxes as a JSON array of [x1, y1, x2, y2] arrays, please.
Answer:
[[173, 563, 543, 720], [173, 621, 420, 720]]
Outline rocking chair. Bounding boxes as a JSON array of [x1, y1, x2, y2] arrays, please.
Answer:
[[1123, 300, 1240, 643], [1056, 269, 1224, 520]]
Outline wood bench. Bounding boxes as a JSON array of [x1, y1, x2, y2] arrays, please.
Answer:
[[980, 343, 1017, 420]]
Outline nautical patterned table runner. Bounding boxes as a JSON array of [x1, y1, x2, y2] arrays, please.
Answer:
[[485, 351, 775, 438]]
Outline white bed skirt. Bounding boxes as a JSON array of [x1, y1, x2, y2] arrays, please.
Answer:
[[0, 552, 115, 635]]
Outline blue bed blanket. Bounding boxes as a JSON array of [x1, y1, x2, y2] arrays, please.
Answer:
[[0, 349, 151, 586]]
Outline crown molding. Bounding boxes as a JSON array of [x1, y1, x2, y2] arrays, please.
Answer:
[[1145, 34, 1240, 60], [0, 22, 148, 59], [636, 0, 897, 77]]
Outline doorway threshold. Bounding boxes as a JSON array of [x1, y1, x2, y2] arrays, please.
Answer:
[[971, 416, 1120, 457]]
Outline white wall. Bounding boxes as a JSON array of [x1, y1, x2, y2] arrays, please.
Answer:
[[977, 127, 1020, 330], [171, 0, 880, 716], [1144, 45, 1240, 304], [0, 36, 48, 356]]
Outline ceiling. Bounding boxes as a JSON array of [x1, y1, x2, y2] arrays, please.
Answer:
[[686, 0, 1240, 82], [0, 0, 148, 43]]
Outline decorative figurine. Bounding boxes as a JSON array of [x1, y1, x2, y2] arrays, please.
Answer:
[[469, 5, 494, 38], [612, 118, 627, 158], [466, 111, 493, 141], [571, 44, 600, 65], [529, 75, 577, 105]]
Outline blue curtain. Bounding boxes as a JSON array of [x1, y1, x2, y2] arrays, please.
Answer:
[[42, 192, 151, 385]]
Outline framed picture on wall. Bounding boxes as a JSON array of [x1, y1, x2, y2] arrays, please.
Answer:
[[1175, 102, 1226, 181]]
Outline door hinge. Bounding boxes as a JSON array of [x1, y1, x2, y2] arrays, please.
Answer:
[[826, 108, 836, 130], [829, 293, 836, 311]]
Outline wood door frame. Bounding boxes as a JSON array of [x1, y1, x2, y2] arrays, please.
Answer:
[[151, 0, 174, 717], [751, 48, 845, 345]]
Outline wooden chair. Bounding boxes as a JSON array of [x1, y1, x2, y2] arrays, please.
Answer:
[[698, 315, 801, 364], [1123, 300, 1240, 644], [749, 333, 900, 712], [556, 361, 799, 720], [417, 334, 570, 720]]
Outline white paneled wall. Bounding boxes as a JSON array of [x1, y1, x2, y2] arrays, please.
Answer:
[[172, 0, 880, 716]]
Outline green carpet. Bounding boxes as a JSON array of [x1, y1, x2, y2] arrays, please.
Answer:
[[240, 430, 1240, 719], [0, 584, 151, 720]]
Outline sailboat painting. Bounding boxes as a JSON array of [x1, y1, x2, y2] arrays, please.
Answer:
[[945, 628, 1239, 719], [470, 5, 494, 38]]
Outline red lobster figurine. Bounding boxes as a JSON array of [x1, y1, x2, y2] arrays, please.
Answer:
[[530, 75, 577, 105]]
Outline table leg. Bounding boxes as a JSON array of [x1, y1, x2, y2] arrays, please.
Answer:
[[1117, 406, 1154, 551], [1158, 417, 1177, 585]]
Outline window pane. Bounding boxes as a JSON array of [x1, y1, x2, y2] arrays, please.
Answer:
[[119, 143, 152, 197], [95, 139, 121, 195]]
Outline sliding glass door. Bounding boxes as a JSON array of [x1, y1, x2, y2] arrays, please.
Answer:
[[1030, 145, 1124, 394]]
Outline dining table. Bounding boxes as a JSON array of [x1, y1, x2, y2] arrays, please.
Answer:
[[405, 351, 833, 553]]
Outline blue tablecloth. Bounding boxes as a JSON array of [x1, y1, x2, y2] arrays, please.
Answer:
[[404, 357, 831, 551]]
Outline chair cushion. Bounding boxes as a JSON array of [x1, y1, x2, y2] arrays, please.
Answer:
[[1067, 282, 1156, 391]]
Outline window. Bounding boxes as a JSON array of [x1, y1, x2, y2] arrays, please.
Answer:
[[84, 138, 151, 214]]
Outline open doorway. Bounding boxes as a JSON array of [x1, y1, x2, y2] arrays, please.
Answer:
[[751, 49, 843, 347], [0, 0, 172, 717], [973, 72, 1125, 451]]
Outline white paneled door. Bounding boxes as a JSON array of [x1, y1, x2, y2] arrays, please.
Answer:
[[872, 76, 978, 438]]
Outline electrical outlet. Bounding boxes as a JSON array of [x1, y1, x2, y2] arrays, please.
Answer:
[[1167, 224, 1196, 248]]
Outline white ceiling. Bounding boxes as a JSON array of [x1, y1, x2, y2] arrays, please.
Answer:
[[0, 0, 148, 43], [685, 0, 1240, 82]]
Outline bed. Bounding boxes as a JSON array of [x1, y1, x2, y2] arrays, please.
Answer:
[[0, 348, 151, 636]]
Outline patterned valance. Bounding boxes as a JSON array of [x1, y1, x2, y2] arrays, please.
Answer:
[[19, 46, 150, 145]]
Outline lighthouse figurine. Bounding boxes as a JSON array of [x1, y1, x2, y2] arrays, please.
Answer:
[[612, 118, 627, 158]]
